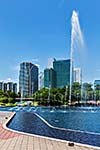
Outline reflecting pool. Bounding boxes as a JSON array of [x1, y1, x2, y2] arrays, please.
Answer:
[[1, 106, 100, 146]]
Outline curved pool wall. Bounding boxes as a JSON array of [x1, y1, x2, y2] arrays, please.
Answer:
[[36, 107, 100, 134], [1, 106, 100, 133], [7, 112, 100, 147], [1, 106, 100, 146]]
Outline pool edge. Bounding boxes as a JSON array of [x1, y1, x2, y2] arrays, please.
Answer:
[[34, 112, 100, 135], [2, 112, 100, 149]]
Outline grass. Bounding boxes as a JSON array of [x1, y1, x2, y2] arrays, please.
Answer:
[[31, 101, 39, 106], [0, 101, 39, 107], [0, 102, 17, 107], [5, 103, 17, 106]]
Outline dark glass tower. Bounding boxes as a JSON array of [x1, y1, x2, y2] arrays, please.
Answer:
[[53, 59, 71, 88], [19, 62, 38, 97], [44, 68, 56, 88]]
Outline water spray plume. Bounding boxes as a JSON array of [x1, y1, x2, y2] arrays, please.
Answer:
[[71, 10, 84, 53], [69, 10, 85, 104]]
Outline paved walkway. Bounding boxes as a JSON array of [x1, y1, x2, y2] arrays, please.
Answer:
[[0, 112, 99, 150]]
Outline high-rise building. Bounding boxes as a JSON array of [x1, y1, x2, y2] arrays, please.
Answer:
[[48, 58, 56, 69], [7, 82, 13, 91], [94, 80, 100, 89], [73, 68, 82, 83], [53, 59, 71, 88], [13, 83, 17, 93], [19, 62, 38, 97], [0, 82, 4, 91], [0, 82, 17, 93], [3, 83, 7, 92], [44, 68, 56, 88], [39, 72, 44, 90]]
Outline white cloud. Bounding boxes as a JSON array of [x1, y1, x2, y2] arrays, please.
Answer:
[[11, 64, 20, 72], [3, 78, 18, 83]]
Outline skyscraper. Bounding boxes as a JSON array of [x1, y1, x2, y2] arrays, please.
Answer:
[[4, 83, 7, 92], [48, 58, 56, 69], [39, 72, 44, 90], [73, 68, 82, 83], [0, 82, 17, 93], [53, 59, 71, 88], [7, 82, 13, 91], [44, 68, 56, 88], [0, 82, 4, 91], [13, 83, 17, 93], [19, 62, 38, 97], [94, 80, 100, 89]]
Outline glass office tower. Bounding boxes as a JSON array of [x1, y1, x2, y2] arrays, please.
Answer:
[[44, 68, 56, 88], [19, 62, 38, 97], [53, 59, 71, 88]]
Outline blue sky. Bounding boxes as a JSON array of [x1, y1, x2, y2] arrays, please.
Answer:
[[0, 0, 100, 84]]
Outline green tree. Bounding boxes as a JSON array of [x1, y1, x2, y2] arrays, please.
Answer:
[[71, 82, 81, 102], [83, 83, 93, 101]]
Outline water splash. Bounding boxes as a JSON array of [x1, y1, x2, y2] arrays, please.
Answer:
[[69, 10, 85, 103], [71, 10, 84, 51]]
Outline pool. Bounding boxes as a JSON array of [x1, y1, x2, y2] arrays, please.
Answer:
[[1, 106, 100, 147]]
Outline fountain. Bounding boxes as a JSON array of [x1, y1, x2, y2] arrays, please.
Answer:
[[69, 10, 85, 104]]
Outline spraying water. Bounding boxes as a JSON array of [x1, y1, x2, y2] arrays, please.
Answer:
[[69, 10, 85, 103]]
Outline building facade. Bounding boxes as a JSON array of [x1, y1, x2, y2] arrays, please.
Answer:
[[0, 82, 4, 91], [19, 62, 38, 97], [53, 59, 71, 88], [94, 80, 100, 89], [13, 83, 17, 93], [73, 68, 82, 83], [0, 82, 17, 93], [7, 82, 13, 91], [48, 58, 56, 69], [3, 83, 7, 92], [39, 72, 44, 90], [44, 68, 56, 88]]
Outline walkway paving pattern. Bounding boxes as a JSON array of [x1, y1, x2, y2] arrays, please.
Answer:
[[0, 112, 99, 150]]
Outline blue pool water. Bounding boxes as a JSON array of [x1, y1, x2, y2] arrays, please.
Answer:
[[1, 106, 100, 133], [1, 106, 100, 146], [36, 107, 100, 133]]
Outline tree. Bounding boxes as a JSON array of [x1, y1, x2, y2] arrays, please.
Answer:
[[82, 83, 93, 101], [71, 82, 81, 102], [95, 84, 100, 101]]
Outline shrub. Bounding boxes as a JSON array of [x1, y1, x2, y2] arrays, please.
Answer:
[[0, 97, 8, 103]]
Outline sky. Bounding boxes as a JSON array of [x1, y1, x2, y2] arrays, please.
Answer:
[[0, 0, 100, 85]]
